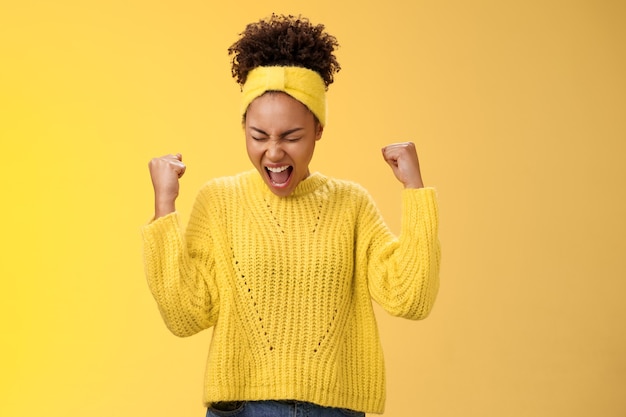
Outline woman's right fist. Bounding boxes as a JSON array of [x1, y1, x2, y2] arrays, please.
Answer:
[[148, 153, 186, 217]]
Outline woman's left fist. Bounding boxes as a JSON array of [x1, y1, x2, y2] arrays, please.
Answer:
[[381, 142, 424, 188]]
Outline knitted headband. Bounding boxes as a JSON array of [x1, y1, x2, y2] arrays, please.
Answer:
[[241, 66, 327, 126]]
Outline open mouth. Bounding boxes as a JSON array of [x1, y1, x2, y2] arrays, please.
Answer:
[[265, 165, 293, 186]]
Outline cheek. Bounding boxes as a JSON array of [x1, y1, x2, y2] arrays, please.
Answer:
[[294, 142, 316, 164], [245, 140, 260, 161]]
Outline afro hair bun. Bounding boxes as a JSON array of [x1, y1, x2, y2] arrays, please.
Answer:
[[228, 14, 341, 89]]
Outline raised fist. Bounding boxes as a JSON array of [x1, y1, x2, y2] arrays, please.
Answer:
[[148, 153, 186, 217], [381, 142, 424, 189]]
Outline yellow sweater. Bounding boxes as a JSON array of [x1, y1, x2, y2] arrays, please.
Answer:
[[142, 170, 440, 414]]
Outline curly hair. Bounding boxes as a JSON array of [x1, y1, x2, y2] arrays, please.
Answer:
[[228, 14, 341, 89]]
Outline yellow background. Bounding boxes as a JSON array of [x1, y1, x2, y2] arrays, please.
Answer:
[[1, 1, 625, 416]]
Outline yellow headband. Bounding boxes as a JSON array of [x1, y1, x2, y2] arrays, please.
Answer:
[[241, 66, 327, 126]]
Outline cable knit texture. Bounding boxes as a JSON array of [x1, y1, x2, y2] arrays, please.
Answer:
[[142, 170, 440, 414]]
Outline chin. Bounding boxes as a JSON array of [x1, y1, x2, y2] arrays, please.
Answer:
[[266, 180, 294, 197]]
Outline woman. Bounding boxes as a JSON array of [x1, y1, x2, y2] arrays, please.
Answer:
[[143, 14, 440, 417]]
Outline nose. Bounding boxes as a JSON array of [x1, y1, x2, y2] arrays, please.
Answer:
[[265, 139, 285, 161]]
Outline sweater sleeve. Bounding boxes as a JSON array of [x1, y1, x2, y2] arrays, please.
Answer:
[[363, 187, 440, 320], [141, 189, 220, 337]]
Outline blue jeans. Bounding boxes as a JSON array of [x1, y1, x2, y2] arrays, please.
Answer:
[[206, 400, 365, 417]]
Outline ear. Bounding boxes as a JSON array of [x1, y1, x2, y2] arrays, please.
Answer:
[[315, 123, 324, 141]]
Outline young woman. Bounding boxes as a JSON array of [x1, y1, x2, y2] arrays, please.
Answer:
[[143, 14, 440, 417]]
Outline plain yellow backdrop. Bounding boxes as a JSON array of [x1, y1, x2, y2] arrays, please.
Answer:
[[1, 1, 625, 416]]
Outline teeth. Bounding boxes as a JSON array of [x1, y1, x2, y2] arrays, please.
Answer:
[[266, 166, 290, 173]]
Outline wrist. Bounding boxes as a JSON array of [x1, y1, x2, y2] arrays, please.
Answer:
[[404, 179, 424, 189], [154, 197, 176, 218]]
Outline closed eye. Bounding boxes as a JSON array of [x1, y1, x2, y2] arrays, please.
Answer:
[[249, 126, 304, 141]]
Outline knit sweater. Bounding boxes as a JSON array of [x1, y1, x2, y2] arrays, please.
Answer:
[[142, 170, 440, 414]]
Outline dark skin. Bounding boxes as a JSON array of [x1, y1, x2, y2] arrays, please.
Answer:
[[148, 143, 424, 219], [148, 96, 423, 219], [149, 15, 423, 218]]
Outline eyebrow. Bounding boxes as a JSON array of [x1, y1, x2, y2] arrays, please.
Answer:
[[250, 126, 305, 138]]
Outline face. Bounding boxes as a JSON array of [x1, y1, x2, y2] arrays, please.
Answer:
[[245, 92, 323, 197]]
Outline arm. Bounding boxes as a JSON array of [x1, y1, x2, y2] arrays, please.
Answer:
[[365, 142, 440, 319], [142, 154, 219, 336], [364, 188, 440, 319]]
